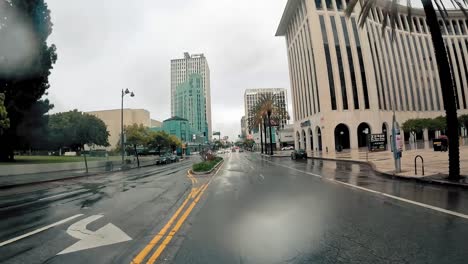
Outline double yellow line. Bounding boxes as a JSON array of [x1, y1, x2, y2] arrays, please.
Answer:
[[187, 170, 198, 184], [131, 174, 208, 264]]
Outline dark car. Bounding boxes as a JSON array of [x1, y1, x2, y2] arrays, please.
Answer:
[[156, 154, 169, 165], [291, 149, 307, 160], [169, 155, 179, 163]]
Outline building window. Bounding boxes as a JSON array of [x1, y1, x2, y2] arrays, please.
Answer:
[[395, 36, 410, 111], [331, 17, 348, 110], [367, 25, 383, 110], [420, 18, 427, 33], [341, 16, 359, 109], [452, 42, 467, 109], [446, 20, 453, 34], [315, 0, 322, 9], [413, 17, 420, 33], [320, 15, 337, 110], [336, 0, 343, 10], [402, 34, 416, 111], [352, 18, 370, 109], [453, 20, 460, 34], [460, 20, 467, 34], [306, 20, 321, 113], [438, 20, 446, 34], [325, 0, 333, 10]]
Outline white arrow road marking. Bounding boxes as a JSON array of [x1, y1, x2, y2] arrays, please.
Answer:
[[0, 214, 83, 247], [57, 214, 132, 255]]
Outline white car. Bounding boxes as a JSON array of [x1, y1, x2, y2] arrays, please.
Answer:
[[281, 146, 294, 151]]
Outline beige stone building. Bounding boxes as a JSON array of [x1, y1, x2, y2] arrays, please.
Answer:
[[276, 0, 468, 154], [87, 109, 153, 150]]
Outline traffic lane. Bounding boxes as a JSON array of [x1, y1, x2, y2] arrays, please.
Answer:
[[171, 152, 468, 264], [270, 157, 468, 216], [0, 159, 194, 264]]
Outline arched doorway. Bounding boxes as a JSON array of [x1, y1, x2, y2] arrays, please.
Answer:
[[357, 122, 371, 148], [309, 128, 314, 151], [334, 124, 350, 150], [302, 130, 307, 150], [316, 126, 322, 151]]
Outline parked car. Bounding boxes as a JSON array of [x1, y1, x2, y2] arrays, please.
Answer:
[[281, 146, 294, 151], [169, 155, 179, 163], [291, 149, 307, 160], [156, 155, 169, 165], [238, 148, 244, 152]]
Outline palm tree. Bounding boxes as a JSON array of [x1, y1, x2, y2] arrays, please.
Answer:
[[252, 93, 289, 155], [346, 0, 467, 180], [248, 107, 264, 153]]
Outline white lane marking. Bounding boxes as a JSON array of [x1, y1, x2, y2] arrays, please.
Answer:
[[263, 159, 468, 220], [57, 214, 132, 255], [0, 214, 84, 247], [39, 190, 87, 201], [259, 174, 265, 180]]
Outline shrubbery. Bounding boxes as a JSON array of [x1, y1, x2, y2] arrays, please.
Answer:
[[193, 157, 223, 172]]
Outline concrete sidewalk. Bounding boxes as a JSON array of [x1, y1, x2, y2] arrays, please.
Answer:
[[272, 145, 468, 187]]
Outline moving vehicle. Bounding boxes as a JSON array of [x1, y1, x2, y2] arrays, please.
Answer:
[[281, 146, 294, 151], [291, 149, 307, 160]]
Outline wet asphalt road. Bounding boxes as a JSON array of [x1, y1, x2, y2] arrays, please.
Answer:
[[0, 158, 196, 264], [1, 152, 468, 263], [169, 152, 468, 264]]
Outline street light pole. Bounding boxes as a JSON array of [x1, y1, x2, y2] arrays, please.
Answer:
[[121, 88, 135, 164]]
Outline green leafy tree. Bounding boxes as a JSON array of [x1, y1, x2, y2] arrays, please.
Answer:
[[168, 135, 182, 152], [346, 0, 467, 179], [0, 0, 57, 161], [147, 131, 170, 154], [459, 114, 468, 129], [0, 93, 9, 134], [123, 124, 152, 167], [48, 110, 109, 151], [48, 110, 109, 172]]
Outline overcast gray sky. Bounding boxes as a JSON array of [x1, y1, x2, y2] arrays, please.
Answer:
[[46, 0, 291, 141]]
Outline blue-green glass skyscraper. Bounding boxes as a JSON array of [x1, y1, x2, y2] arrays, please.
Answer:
[[175, 74, 208, 140]]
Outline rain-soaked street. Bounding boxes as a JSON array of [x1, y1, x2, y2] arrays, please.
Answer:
[[1, 152, 468, 263]]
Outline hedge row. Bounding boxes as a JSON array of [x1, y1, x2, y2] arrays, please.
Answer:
[[192, 157, 223, 172]]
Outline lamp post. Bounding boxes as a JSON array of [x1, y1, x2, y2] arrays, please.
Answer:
[[121, 88, 135, 164]]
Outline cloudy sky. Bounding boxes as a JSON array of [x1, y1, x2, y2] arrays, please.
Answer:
[[46, 0, 291, 141]]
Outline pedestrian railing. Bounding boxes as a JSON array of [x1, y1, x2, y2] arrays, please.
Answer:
[[414, 155, 425, 176]]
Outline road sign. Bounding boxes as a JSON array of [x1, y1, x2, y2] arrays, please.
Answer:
[[57, 215, 132, 255]]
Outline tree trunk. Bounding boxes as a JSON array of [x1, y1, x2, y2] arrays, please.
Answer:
[[268, 113, 273, 155], [260, 123, 264, 154], [263, 117, 268, 154], [423, 0, 460, 179], [82, 146, 88, 174], [134, 144, 140, 168]]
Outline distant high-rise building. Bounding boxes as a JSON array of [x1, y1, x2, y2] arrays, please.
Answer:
[[171, 52, 212, 140], [174, 74, 208, 138], [244, 88, 288, 133], [241, 116, 248, 138]]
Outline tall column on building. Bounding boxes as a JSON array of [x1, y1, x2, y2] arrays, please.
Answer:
[[171, 52, 212, 140]]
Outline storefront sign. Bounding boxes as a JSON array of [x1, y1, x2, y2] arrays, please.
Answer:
[[368, 133, 387, 152]]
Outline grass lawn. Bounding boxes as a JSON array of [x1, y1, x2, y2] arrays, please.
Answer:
[[0, 155, 119, 165]]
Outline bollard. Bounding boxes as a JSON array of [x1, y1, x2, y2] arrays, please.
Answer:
[[414, 155, 424, 176]]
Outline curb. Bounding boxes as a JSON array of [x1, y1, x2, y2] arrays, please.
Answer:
[[0, 161, 161, 190], [191, 159, 224, 175], [265, 153, 468, 190]]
